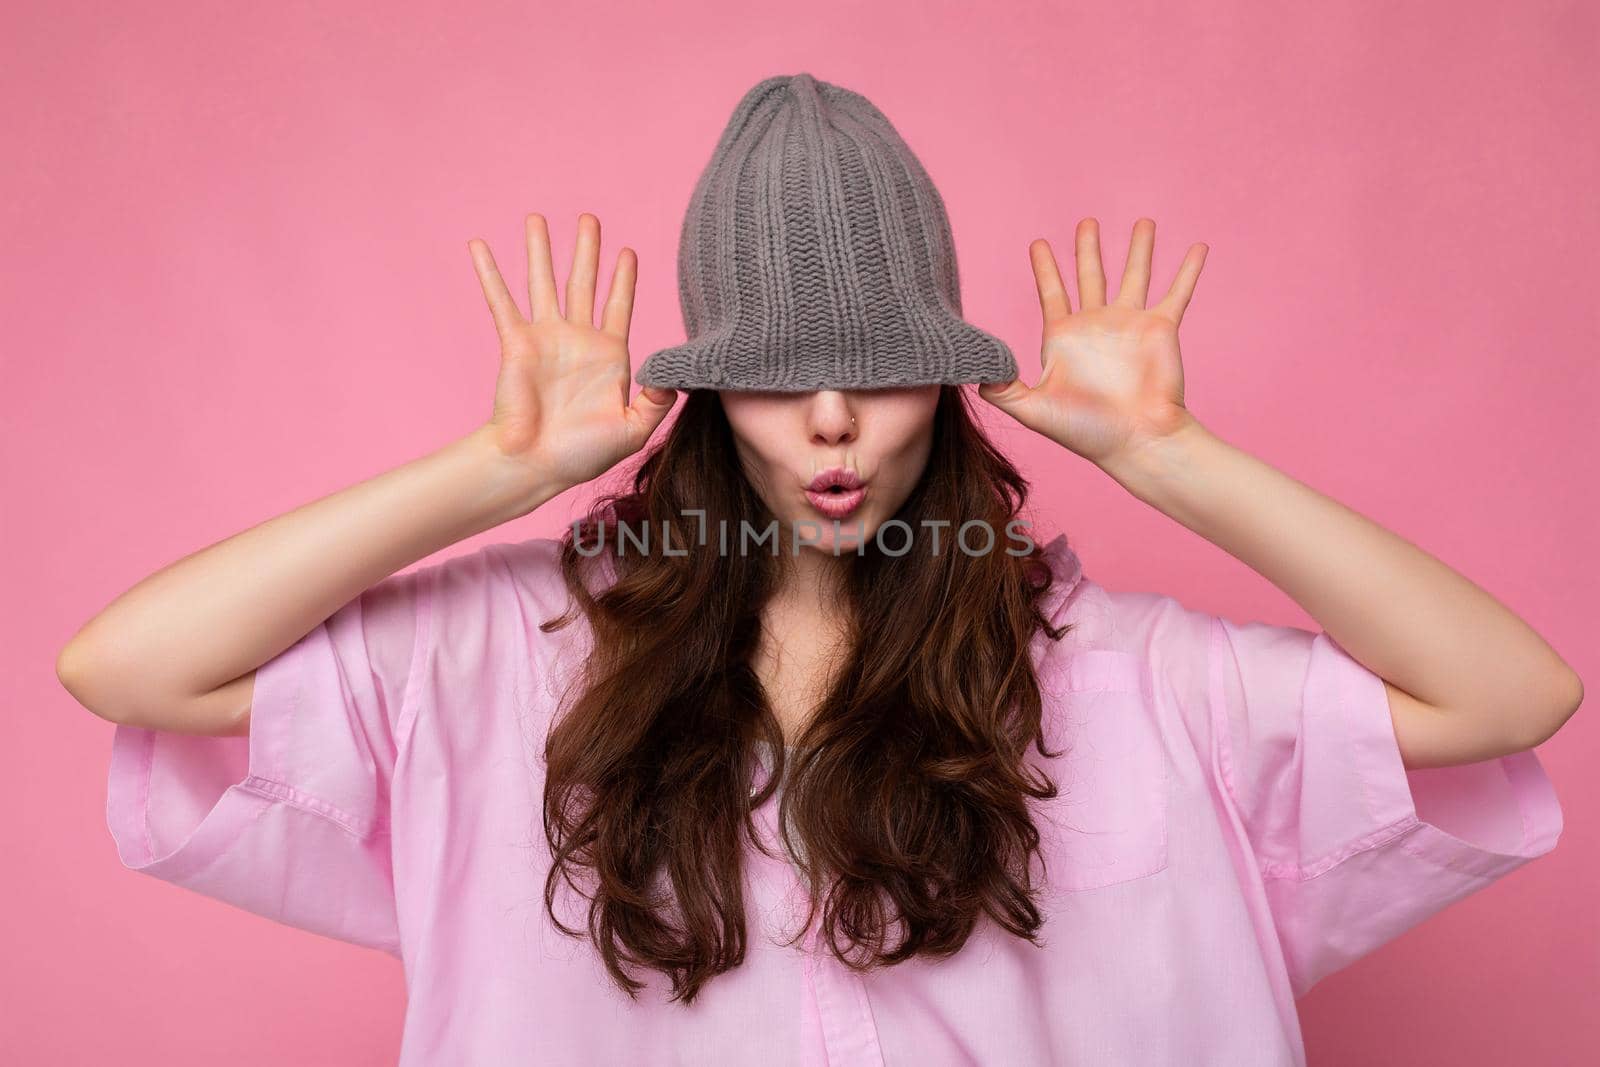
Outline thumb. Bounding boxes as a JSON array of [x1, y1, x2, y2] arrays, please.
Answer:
[[625, 385, 678, 444], [977, 377, 1032, 420]]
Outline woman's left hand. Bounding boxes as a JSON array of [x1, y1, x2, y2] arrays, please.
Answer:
[[979, 218, 1208, 471]]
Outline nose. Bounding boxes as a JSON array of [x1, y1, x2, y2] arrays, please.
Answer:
[[807, 391, 858, 446]]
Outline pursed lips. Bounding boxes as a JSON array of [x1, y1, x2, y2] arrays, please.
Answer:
[[804, 466, 867, 518]]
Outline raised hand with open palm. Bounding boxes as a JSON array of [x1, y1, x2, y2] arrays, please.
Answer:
[[978, 217, 1208, 474], [468, 212, 677, 493]]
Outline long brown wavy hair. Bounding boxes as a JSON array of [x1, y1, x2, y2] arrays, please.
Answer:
[[537, 385, 1074, 1003]]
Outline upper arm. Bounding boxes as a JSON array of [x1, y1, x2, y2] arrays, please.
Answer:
[[1101, 585, 1566, 996], [101, 560, 437, 954], [1383, 671, 1582, 772], [1382, 680, 1514, 771], [220, 561, 430, 739], [199, 671, 255, 737]]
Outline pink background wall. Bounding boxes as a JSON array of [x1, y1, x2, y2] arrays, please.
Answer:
[[4, 1, 1595, 1063]]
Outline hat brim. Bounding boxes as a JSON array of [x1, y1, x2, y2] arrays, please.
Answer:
[[635, 315, 1019, 393]]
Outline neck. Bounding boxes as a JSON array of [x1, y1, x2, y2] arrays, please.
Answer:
[[758, 548, 854, 746], [772, 540, 848, 611]]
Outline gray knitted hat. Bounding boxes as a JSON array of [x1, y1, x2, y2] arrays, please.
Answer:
[[636, 72, 1018, 393]]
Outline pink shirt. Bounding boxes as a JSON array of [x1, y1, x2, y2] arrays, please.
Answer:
[[105, 534, 1564, 1065]]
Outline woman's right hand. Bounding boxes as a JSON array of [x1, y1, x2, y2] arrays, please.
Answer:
[[468, 212, 677, 494]]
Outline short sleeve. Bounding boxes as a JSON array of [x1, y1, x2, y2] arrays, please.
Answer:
[[104, 562, 436, 957], [1110, 588, 1565, 997]]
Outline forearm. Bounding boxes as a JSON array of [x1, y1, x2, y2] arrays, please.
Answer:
[[57, 424, 564, 729], [1100, 419, 1582, 746]]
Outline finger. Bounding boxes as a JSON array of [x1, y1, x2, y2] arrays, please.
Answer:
[[600, 246, 637, 344], [566, 212, 600, 327], [525, 213, 560, 321], [468, 239, 524, 337], [604, 248, 640, 407], [1030, 239, 1072, 329], [1117, 218, 1156, 309], [1075, 218, 1107, 309], [1155, 242, 1208, 325]]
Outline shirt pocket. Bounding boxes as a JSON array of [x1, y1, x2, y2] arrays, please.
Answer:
[[1034, 649, 1170, 892]]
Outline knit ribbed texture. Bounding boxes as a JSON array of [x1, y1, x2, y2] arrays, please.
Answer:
[[636, 72, 1018, 392]]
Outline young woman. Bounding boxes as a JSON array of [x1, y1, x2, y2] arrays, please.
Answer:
[[60, 75, 1577, 1067]]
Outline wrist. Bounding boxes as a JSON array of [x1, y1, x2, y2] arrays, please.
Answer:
[[1097, 414, 1220, 508], [457, 424, 570, 525]]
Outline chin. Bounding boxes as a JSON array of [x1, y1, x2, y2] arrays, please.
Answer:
[[794, 514, 876, 554]]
